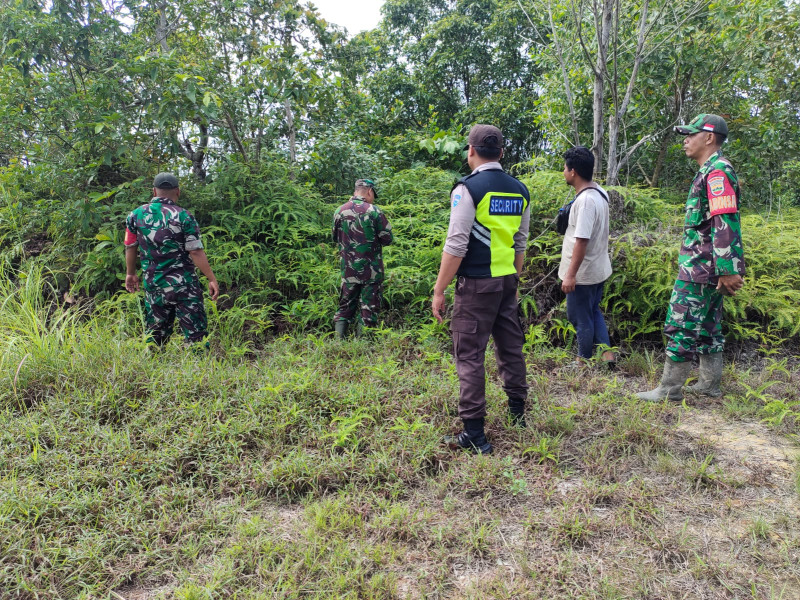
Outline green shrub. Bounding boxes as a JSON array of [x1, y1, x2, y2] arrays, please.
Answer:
[[2, 160, 800, 345]]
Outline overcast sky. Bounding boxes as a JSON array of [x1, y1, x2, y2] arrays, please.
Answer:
[[310, 0, 386, 35]]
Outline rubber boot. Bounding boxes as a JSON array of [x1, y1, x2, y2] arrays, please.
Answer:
[[686, 352, 723, 397], [508, 398, 526, 428], [334, 320, 348, 340], [443, 417, 493, 455], [635, 358, 692, 402]]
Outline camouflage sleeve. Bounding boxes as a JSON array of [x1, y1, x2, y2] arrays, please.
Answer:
[[711, 213, 745, 276], [124, 212, 138, 247], [182, 212, 204, 251], [707, 170, 745, 277], [376, 208, 393, 247]]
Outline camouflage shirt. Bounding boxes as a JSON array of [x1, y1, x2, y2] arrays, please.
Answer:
[[332, 196, 393, 283], [678, 151, 745, 283], [124, 197, 204, 291]]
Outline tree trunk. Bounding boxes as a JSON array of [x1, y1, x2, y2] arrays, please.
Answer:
[[606, 0, 649, 185], [181, 122, 208, 181], [547, 1, 580, 145], [155, 2, 170, 54], [285, 97, 296, 180], [225, 112, 249, 164], [591, 0, 613, 177], [652, 67, 692, 187], [650, 129, 672, 188]]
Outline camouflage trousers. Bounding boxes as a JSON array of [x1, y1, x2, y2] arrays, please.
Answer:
[[144, 284, 208, 346], [334, 280, 383, 327], [664, 280, 724, 362]]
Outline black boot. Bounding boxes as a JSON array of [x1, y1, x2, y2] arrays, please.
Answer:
[[508, 398, 526, 428], [443, 417, 493, 455], [334, 320, 348, 340]]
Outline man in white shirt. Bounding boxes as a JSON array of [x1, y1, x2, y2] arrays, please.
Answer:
[[559, 146, 615, 365]]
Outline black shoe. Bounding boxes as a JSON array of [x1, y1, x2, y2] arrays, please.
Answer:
[[443, 431, 494, 455], [508, 399, 526, 428], [508, 412, 526, 428]]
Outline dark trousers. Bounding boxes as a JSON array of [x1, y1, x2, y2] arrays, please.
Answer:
[[565, 281, 611, 359], [450, 274, 528, 420]]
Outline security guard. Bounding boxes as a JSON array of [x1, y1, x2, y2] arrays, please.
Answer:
[[432, 124, 531, 454], [637, 114, 745, 401]]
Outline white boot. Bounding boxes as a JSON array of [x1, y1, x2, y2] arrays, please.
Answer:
[[686, 353, 723, 397], [636, 359, 692, 402]]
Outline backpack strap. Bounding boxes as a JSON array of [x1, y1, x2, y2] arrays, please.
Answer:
[[574, 186, 608, 203]]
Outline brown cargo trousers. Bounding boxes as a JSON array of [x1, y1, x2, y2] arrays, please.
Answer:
[[450, 274, 528, 420]]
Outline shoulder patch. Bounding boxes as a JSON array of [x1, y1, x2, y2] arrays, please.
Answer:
[[452, 193, 461, 208], [124, 228, 137, 246], [708, 176, 726, 197], [707, 169, 737, 216]]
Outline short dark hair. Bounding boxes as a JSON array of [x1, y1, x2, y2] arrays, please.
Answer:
[[474, 145, 502, 160], [713, 132, 726, 146], [564, 146, 594, 181]]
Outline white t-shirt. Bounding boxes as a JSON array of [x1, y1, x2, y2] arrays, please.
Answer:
[[558, 186, 612, 285]]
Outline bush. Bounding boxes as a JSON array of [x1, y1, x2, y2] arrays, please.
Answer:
[[1, 159, 799, 346]]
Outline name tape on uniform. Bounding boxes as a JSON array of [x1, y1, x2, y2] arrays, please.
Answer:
[[709, 194, 737, 215]]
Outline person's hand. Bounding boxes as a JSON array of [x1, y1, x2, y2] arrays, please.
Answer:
[[561, 275, 576, 294], [432, 290, 446, 323], [125, 274, 140, 293], [717, 274, 744, 296], [208, 280, 220, 301]]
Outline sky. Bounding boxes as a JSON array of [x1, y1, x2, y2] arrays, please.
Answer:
[[310, 0, 386, 36]]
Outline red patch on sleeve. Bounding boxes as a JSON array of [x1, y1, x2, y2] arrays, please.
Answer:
[[124, 228, 138, 246], [706, 170, 737, 216]]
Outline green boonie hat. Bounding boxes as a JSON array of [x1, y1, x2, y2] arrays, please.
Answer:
[[675, 114, 728, 138], [355, 178, 378, 198], [153, 172, 180, 190]]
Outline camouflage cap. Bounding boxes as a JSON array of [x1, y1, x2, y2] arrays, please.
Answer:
[[467, 124, 503, 149], [354, 178, 378, 198], [675, 114, 728, 138], [153, 172, 180, 190]]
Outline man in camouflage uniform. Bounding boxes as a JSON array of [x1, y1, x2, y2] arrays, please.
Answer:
[[637, 114, 745, 401], [124, 173, 219, 347], [332, 178, 393, 338]]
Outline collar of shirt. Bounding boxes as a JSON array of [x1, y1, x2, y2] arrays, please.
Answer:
[[351, 195, 369, 202], [699, 151, 722, 174], [152, 196, 176, 205], [471, 161, 503, 175]]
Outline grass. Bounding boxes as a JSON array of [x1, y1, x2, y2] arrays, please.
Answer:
[[0, 270, 799, 599]]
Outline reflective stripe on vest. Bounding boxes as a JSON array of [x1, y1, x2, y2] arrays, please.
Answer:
[[455, 169, 530, 278]]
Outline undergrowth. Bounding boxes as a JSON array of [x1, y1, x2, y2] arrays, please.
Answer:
[[0, 268, 798, 598], [2, 160, 800, 349]]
